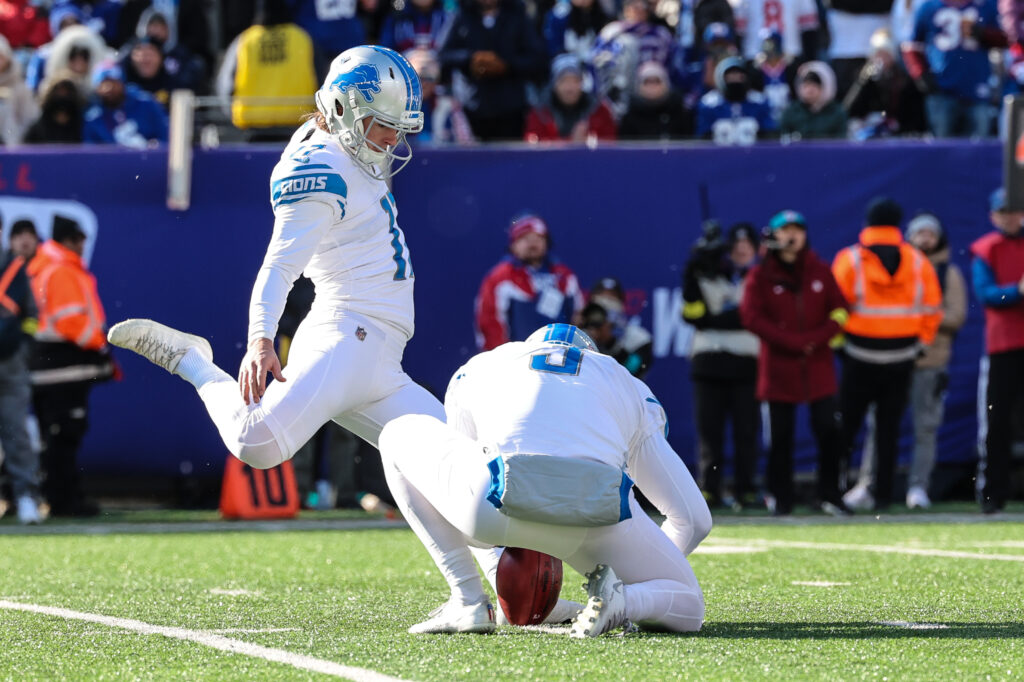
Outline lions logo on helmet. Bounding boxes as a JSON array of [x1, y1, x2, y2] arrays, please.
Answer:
[[526, 324, 597, 351], [330, 64, 383, 103], [315, 45, 424, 181]]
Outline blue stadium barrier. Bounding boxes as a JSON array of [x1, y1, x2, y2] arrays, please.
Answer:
[[0, 141, 1001, 481]]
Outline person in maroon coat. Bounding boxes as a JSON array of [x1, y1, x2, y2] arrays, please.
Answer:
[[740, 211, 851, 516]]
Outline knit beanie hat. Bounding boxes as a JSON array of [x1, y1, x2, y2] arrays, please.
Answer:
[[864, 197, 903, 227]]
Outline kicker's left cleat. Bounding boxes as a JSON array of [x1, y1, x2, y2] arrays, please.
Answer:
[[570, 564, 629, 638]]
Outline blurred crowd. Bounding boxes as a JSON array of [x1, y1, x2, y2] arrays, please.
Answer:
[[470, 192, 1024, 517], [3, 0, 1024, 146]]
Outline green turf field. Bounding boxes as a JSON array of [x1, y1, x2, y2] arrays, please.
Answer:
[[2, 514, 1023, 681]]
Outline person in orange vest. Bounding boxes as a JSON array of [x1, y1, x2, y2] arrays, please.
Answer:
[[832, 198, 943, 512], [27, 215, 115, 517]]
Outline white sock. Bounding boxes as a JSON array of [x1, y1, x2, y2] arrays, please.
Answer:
[[624, 579, 705, 632], [382, 460, 488, 607], [177, 348, 229, 389]]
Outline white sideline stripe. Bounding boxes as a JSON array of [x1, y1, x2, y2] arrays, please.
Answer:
[[211, 627, 301, 634], [878, 621, 950, 630], [791, 581, 851, 587], [692, 545, 765, 554], [0, 600, 411, 682], [708, 539, 1024, 562]]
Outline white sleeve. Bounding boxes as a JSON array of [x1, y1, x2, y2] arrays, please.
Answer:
[[247, 200, 333, 343], [626, 381, 712, 556]]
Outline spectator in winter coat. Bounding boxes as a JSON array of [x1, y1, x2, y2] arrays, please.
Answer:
[[31, 23, 109, 100], [780, 61, 848, 139], [380, 0, 453, 53], [524, 54, 617, 142], [619, 60, 692, 139], [697, 56, 776, 144], [740, 210, 850, 516], [844, 27, 927, 139], [542, 0, 611, 59], [120, 37, 178, 108], [439, 0, 549, 140], [474, 214, 583, 350], [970, 188, 1024, 514], [0, 0, 50, 49], [0, 34, 39, 144], [901, 0, 1006, 138], [127, 8, 208, 94], [23, 77, 83, 143], [83, 62, 168, 147], [682, 221, 761, 509], [847, 212, 967, 511], [405, 47, 474, 144], [590, 0, 677, 116]]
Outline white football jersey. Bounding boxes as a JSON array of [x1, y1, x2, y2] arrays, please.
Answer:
[[444, 340, 668, 471], [731, 0, 819, 59], [258, 120, 415, 340]]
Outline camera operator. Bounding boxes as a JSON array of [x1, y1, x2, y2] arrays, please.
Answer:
[[578, 277, 653, 378], [682, 221, 761, 509], [740, 211, 850, 516]]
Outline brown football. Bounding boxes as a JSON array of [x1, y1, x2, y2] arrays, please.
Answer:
[[495, 547, 563, 625]]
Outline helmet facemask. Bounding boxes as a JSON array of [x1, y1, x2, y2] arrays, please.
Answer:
[[315, 84, 423, 181]]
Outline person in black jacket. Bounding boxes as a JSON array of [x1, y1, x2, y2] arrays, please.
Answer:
[[681, 221, 761, 508], [619, 61, 692, 140], [0, 219, 41, 524], [438, 0, 549, 140]]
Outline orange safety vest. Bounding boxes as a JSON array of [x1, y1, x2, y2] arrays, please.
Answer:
[[27, 240, 107, 351], [0, 255, 25, 315], [833, 226, 943, 347], [231, 23, 317, 129]]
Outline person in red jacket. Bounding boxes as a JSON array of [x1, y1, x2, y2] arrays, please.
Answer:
[[740, 210, 850, 516], [524, 54, 616, 143]]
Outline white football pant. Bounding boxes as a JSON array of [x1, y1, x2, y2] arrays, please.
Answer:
[[379, 414, 709, 632], [182, 310, 445, 468]]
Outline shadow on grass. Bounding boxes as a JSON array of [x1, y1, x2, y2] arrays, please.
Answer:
[[693, 621, 1024, 639]]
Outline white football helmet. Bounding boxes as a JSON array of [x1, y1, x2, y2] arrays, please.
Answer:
[[314, 45, 424, 180], [526, 324, 597, 351]]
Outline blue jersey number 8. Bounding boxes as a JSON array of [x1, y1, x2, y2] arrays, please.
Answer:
[[529, 347, 583, 375]]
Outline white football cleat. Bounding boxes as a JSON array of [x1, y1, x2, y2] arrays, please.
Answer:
[[906, 486, 931, 510], [108, 319, 212, 376], [16, 495, 41, 525], [842, 483, 874, 511], [408, 599, 496, 634], [570, 564, 628, 639]]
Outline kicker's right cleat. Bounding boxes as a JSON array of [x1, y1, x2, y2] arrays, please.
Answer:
[[108, 318, 212, 376], [408, 599, 496, 634], [570, 564, 628, 639]]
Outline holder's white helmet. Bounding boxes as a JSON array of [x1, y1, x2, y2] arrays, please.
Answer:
[[314, 45, 423, 180]]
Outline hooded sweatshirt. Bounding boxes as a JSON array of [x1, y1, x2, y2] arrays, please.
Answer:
[[780, 60, 848, 139], [0, 34, 40, 144]]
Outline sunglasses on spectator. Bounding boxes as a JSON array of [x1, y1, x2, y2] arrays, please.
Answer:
[[69, 46, 91, 60]]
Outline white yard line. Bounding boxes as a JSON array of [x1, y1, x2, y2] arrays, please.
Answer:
[[210, 627, 301, 634], [790, 581, 851, 587], [692, 545, 766, 554], [706, 538, 1024, 562], [0, 600, 411, 682], [877, 621, 950, 630]]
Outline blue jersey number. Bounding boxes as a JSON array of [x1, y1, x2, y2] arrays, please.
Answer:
[[529, 347, 583, 375], [380, 192, 412, 281]]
